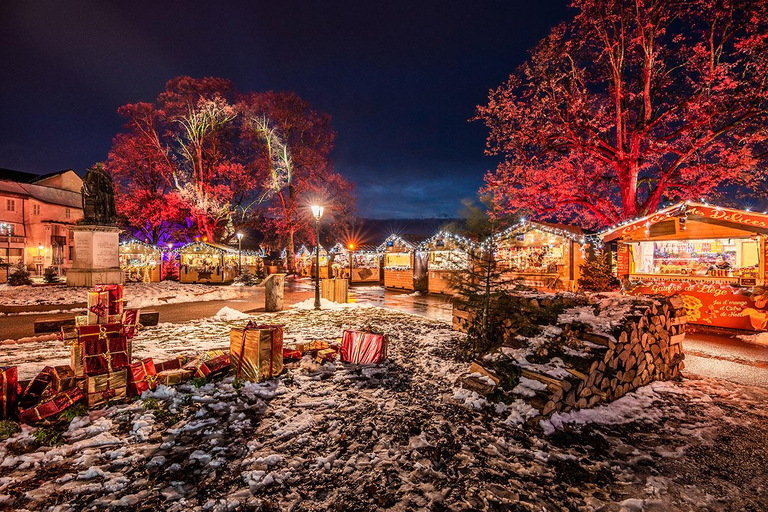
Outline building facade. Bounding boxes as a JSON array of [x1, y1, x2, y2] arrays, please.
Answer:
[[0, 169, 84, 278]]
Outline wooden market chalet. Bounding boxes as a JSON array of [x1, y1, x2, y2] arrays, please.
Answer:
[[599, 201, 768, 331]]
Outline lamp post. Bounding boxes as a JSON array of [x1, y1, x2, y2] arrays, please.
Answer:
[[311, 205, 324, 309], [348, 242, 355, 281], [164, 242, 173, 281], [38, 244, 44, 276], [236, 233, 243, 276]]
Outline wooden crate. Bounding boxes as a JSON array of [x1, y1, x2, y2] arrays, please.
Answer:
[[321, 278, 348, 303]]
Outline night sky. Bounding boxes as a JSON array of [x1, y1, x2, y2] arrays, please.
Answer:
[[0, 1, 569, 218]]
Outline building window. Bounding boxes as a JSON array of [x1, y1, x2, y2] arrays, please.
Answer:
[[33, 204, 40, 215], [65, 208, 71, 219], [6, 199, 15, 212]]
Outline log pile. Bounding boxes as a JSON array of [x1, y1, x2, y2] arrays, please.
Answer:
[[455, 293, 687, 416]]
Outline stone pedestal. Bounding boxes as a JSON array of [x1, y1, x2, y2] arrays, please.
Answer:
[[66, 225, 124, 287]]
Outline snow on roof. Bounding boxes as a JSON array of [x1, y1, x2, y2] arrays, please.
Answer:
[[598, 201, 768, 242], [0, 179, 82, 209]]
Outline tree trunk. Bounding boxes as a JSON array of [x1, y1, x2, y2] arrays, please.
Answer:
[[287, 228, 296, 274]]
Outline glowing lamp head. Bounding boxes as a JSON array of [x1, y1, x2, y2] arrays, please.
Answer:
[[311, 205, 324, 220], [348, 243, 355, 250], [38, 245, 44, 251], [236, 232, 243, 241], [167, 243, 173, 249]]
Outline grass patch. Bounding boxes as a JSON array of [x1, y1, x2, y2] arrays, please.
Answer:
[[0, 420, 20, 440], [190, 377, 208, 388], [142, 397, 161, 410], [33, 426, 63, 446], [60, 403, 88, 423]]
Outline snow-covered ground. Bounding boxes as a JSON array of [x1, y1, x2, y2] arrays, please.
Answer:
[[1, 307, 767, 510], [0, 282, 253, 309]]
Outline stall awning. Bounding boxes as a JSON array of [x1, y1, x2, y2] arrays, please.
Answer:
[[599, 202, 768, 242]]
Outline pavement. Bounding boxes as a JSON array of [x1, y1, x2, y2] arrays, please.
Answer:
[[0, 281, 766, 387]]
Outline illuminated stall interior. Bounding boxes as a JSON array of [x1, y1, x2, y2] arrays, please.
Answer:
[[329, 243, 382, 283], [119, 241, 161, 282], [600, 202, 767, 285], [420, 231, 474, 295], [310, 245, 329, 279], [378, 234, 428, 291], [328, 243, 351, 279], [494, 221, 585, 291], [178, 242, 238, 283], [241, 250, 264, 276], [294, 246, 313, 277]]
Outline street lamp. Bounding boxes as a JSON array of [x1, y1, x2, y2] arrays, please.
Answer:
[[348, 242, 355, 281], [236, 233, 243, 276], [311, 205, 324, 309]]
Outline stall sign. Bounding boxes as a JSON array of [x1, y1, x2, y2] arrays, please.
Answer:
[[627, 281, 768, 331], [616, 243, 630, 277]]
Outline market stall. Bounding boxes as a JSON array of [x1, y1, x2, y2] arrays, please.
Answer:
[[419, 231, 475, 295], [378, 234, 428, 291], [599, 201, 768, 331], [328, 243, 382, 283], [310, 245, 330, 280], [294, 246, 313, 277], [328, 243, 351, 279], [241, 250, 265, 277], [494, 221, 585, 291], [119, 241, 161, 283], [178, 242, 238, 284]]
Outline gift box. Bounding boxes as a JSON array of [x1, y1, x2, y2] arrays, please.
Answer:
[[155, 356, 184, 373], [48, 365, 76, 393], [70, 344, 84, 377], [87, 291, 110, 325], [85, 369, 127, 408], [127, 358, 157, 397], [340, 330, 388, 365], [230, 323, 284, 382], [156, 368, 193, 386], [294, 340, 329, 352], [75, 315, 89, 327], [0, 367, 19, 420], [94, 284, 124, 316], [78, 323, 129, 376], [20, 367, 55, 408], [19, 387, 84, 424], [316, 348, 337, 363], [194, 354, 230, 379], [59, 327, 79, 346], [283, 348, 303, 360], [122, 308, 141, 339]]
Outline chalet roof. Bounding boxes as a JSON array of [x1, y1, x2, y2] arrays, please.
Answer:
[[598, 201, 768, 242], [376, 233, 429, 252]]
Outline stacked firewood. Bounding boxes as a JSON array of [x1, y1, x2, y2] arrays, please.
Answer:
[[455, 294, 687, 416]]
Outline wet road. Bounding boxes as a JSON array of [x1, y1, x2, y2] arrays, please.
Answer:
[[683, 331, 768, 387]]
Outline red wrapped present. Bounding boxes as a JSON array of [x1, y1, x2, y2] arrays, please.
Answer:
[[122, 308, 141, 339], [87, 291, 110, 325], [194, 353, 230, 379], [0, 367, 20, 420], [340, 330, 388, 365], [94, 284, 124, 315], [78, 324, 129, 375], [127, 358, 157, 396], [156, 368, 193, 386], [19, 387, 84, 424], [283, 348, 303, 360], [155, 356, 184, 373], [230, 323, 283, 382], [86, 369, 127, 408], [20, 367, 55, 408]]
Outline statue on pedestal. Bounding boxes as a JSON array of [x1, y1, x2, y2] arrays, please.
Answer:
[[81, 163, 117, 226]]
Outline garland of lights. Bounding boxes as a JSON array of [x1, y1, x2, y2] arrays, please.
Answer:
[[417, 230, 476, 251], [377, 234, 417, 253]]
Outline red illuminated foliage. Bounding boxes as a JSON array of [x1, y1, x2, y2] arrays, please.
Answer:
[[239, 91, 355, 269], [477, 0, 768, 227]]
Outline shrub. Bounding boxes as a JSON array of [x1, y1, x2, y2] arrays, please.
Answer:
[[60, 403, 88, 422], [43, 266, 60, 284], [8, 263, 32, 286], [235, 270, 260, 286]]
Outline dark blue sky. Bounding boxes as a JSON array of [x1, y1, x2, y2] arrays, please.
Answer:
[[0, 0, 570, 218]]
